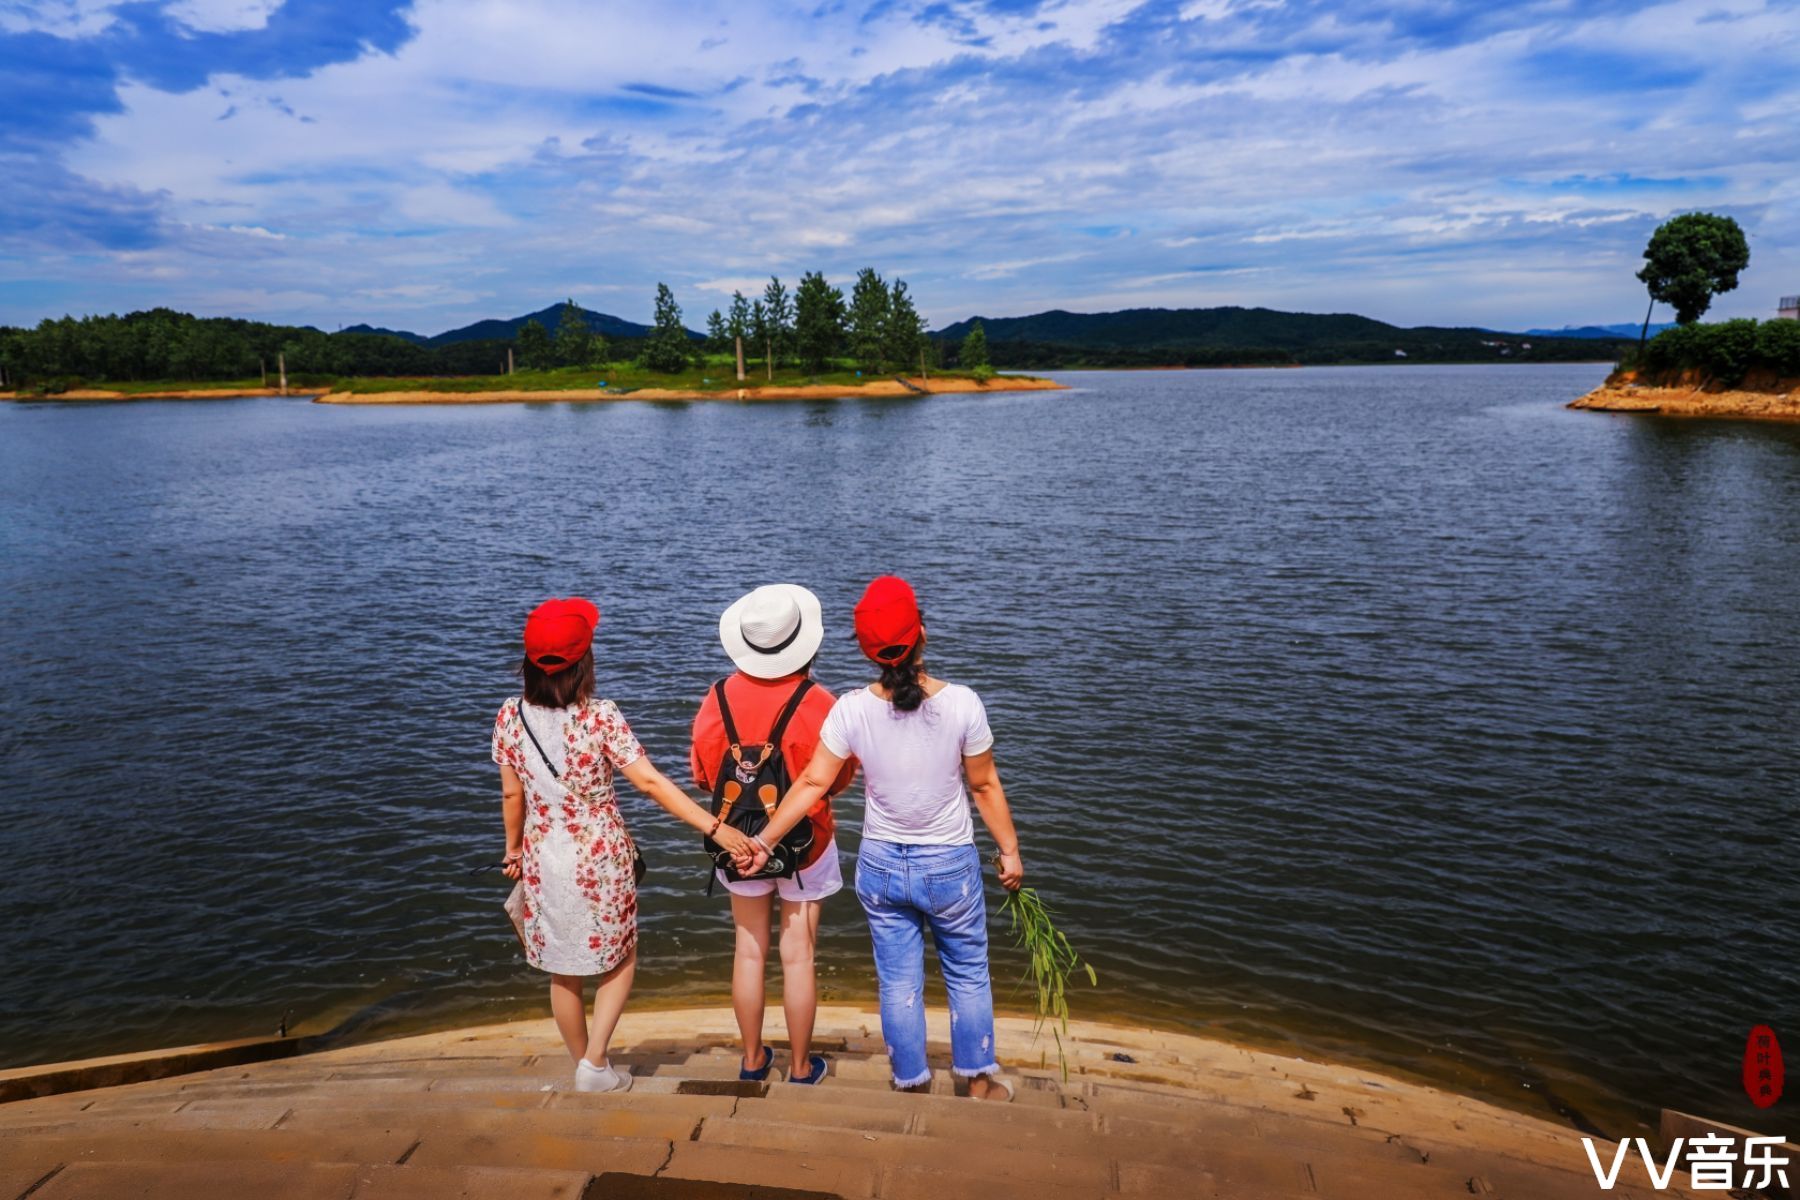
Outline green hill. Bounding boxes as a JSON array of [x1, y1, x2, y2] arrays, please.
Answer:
[[933, 306, 1624, 367], [428, 303, 698, 345]]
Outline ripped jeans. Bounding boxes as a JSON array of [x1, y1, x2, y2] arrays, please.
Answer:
[[854, 839, 998, 1087]]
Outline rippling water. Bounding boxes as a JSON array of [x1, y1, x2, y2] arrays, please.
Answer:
[[2, 364, 1795, 1135]]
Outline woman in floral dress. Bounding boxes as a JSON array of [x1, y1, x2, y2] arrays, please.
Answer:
[[494, 597, 757, 1092]]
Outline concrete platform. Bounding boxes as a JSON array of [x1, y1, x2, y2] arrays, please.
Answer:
[[0, 1006, 1703, 1198]]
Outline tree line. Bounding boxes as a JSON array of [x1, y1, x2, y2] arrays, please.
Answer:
[[0, 307, 515, 388], [0, 270, 993, 389]]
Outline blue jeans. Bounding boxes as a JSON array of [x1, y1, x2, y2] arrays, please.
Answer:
[[855, 840, 998, 1087]]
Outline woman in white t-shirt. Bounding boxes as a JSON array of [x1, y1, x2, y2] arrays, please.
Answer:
[[751, 576, 1024, 1101]]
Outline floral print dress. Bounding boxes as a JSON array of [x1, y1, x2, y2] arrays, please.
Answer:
[[492, 697, 644, 975]]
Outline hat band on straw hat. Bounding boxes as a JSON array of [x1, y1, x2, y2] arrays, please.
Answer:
[[745, 620, 803, 656]]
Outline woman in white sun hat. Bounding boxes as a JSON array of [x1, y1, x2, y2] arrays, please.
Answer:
[[690, 584, 857, 1085]]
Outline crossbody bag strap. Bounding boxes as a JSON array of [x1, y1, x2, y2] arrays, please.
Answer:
[[515, 700, 561, 781]]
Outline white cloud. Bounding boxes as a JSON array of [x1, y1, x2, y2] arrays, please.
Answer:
[[0, 0, 116, 34], [164, 0, 279, 32], [15, 0, 1800, 331]]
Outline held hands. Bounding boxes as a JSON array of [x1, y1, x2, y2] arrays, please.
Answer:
[[994, 848, 1024, 892], [712, 823, 760, 873]]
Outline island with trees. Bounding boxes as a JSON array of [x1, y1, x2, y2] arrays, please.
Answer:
[[1572, 213, 1800, 421], [0, 269, 1056, 403]]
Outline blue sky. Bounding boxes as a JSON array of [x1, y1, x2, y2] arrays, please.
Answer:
[[2, 0, 1796, 333]]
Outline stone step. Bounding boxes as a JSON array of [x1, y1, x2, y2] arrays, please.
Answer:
[[16, 1160, 597, 1200], [722, 1098, 914, 1135], [404, 1131, 670, 1176], [749, 1082, 1098, 1131], [170, 1077, 438, 1101], [0, 1130, 418, 1173], [278, 1103, 703, 1145], [696, 1115, 1117, 1191], [875, 1162, 1115, 1200], [659, 1139, 881, 1199], [0, 1168, 60, 1200], [346, 1164, 593, 1200], [0, 1099, 297, 1138], [23, 1160, 367, 1200]]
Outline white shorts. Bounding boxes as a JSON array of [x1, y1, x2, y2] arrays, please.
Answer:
[[716, 837, 843, 902]]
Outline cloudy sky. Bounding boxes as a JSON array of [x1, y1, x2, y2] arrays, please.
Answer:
[[2, 0, 1796, 334]]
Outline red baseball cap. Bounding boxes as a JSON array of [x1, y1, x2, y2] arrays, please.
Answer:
[[523, 597, 599, 673], [854, 576, 923, 665]]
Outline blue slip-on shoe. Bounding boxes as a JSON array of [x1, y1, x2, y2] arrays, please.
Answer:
[[738, 1045, 775, 1082], [788, 1054, 828, 1085]]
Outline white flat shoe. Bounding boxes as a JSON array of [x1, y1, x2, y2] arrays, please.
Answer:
[[575, 1058, 633, 1093], [971, 1074, 1015, 1103]]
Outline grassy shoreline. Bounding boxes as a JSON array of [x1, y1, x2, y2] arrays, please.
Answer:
[[1, 365, 1063, 403]]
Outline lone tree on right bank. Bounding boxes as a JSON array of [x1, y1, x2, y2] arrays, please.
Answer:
[[1636, 212, 1750, 348]]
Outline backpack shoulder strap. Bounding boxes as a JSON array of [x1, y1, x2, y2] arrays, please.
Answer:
[[713, 679, 742, 747], [766, 678, 816, 749], [515, 701, 561, 781]]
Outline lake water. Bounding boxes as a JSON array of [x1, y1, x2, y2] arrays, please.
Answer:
[[2, 364, 1795, 1136]]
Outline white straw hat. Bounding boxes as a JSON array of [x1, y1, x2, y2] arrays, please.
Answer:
[[718, 584, 824, 680]]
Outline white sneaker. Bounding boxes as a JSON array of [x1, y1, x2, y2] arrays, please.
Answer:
[[574, 1058, 633, 1093]]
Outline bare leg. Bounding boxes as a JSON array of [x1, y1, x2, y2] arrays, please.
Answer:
[[778, 898, 821, 1072], [583, 947, 637, 1067], [730, 894, 774, 1070], [549, 974, 588, 1065]]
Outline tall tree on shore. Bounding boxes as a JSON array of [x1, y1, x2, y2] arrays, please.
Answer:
[[848, 268, 891, 372], [1636, 213, 1751, 352], [749, 299, 771, 379], [641, 282, 692, 373], [883, 279, 926, 377], [793, 271, 847, 375], [516, 318, 553, 370], [761, 276, 793, 381], [554, 299, 599, 367], [727, 291, 751, 382], [705, 309, 728, 356], [959, 320, 989, 371]]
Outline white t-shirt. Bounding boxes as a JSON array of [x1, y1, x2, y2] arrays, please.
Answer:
[[819, 682, 995, 846]]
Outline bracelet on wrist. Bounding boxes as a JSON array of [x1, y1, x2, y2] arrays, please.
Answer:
[[705, 817, 721, 837], [752, 833, 773, 853]]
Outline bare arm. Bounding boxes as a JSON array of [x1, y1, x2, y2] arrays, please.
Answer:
[[500, 764, 526, 880], [753, 743, 847, 855], [620, 755, 757, 863], [965, 749, 1023, 891]]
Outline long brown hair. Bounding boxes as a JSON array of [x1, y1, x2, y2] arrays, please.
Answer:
[[521, 649, 594, 708]]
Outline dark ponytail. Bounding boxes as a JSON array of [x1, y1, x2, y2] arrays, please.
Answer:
[[879, 639, 926, 712]]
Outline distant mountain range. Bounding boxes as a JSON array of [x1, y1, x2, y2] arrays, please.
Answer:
[[931, 306, 1628, 368], [331, 301, 1631, 368], [341, 303, 694, 346], [1518, 322, 1674, 340], [936, 307, 1428, 349]]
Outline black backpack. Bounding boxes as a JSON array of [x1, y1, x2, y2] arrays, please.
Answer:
[[704, 678, 816, 889]]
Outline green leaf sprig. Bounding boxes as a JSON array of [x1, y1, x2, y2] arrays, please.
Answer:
[[1000, 887, 1096, 1081]]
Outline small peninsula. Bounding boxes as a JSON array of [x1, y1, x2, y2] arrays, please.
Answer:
[[1569, 313, 1800, 422], [1571, 372, 1800, 421]]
